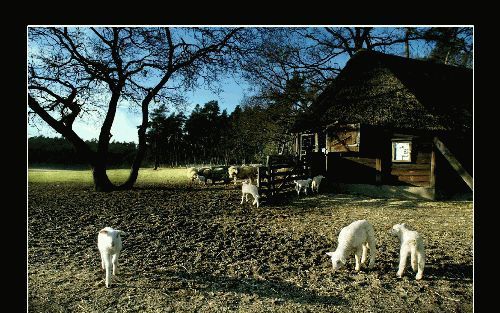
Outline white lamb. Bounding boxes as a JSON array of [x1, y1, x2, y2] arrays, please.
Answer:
[[241, 180, 260, 208], [326, 219, 377, 272], [391, 223, 425, 280], [311, 175, 325, 193], [293, 178, 312, 195], [195, 174, 207, 185], [97, 227, 126, 288]]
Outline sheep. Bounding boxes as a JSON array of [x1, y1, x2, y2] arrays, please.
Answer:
[[194, 174, 207, 185], [391, 223, 425, 280], [228, 165, 258, 185], [311, 175, 325, 193], [241, 180, 260, 208], [326, 219, 377, 272], [199, 167, 212, 178], [97, 227, 126, 288], [293, 178, 312, 195], [208, 166, 232, 185]]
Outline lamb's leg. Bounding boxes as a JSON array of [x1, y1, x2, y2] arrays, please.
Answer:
[[241, 193, 245, 204], [104, 254, 113, 288], [397, 245, 410, 278], [410, 245, 418, 272], [100, 251, 105, 270], [367, 230, 377, 268], [354, 246, 363, 271], [416, 249, 425, 280], [361, 243, 369, 264], [245, 194, 249, 202], [112, 252, 120, 275]]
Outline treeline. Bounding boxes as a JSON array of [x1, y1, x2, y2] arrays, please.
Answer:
[[28, 136, 137, 168], [146, 100, 284, 168], [146, 75, 314, 168]]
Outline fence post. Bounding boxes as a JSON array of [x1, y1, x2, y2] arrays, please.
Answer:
[[257, 166, 261, 188]]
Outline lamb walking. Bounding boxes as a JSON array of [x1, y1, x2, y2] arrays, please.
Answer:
[[391, 223, 425, 280], [241, 180, 260, 208], [294, 178, 312, 196], [311, 175, 325, 193], [97, 227, 126, 288], [326, 219, 377, 272]]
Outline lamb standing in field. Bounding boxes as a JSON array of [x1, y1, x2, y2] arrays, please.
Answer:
[[311, 175, 325, 193], [97, 227, 126, 288], [241, 180, 260, 208], [391, 223, 425, 280], [294, 178, 312, 196], [326, 219, 377, 272], [228, 165, 258, 185], [194, 174, 207, 185]]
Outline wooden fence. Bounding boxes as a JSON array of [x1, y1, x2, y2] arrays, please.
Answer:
[[257, 155, 311, 198]]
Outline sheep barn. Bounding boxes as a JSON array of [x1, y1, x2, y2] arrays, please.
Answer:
[[292, 50, 472, 200]]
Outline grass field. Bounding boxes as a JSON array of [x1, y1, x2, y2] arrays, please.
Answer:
[[28, 168, 473, 312], [28, 167, 189, 185]]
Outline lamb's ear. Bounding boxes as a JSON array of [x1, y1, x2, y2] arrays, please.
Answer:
[[119, 230, 127, 236], [99, 229, 108, 234], [401, 223, 406, 227], [325, 252, 334, 257]]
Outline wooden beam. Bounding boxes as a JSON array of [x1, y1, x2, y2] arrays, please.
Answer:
[[375, 158, 382, 184], [430, 149, 436, 188], [295, 134, 300, 155], [314, 133, 319, 152], [433, 137, 473, 191]]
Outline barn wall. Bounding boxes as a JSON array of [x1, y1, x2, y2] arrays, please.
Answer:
[[387, 142, 432, 187], [326, 127, 434, 187]]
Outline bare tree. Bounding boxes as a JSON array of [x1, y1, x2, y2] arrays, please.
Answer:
[[238, 27, 432, 95], [28, 27, 243, 191]]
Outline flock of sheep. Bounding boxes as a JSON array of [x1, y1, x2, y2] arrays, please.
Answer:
[[96, 165, 425, 288], [187, 165, 327, 208], [186, 165, 260, 186]]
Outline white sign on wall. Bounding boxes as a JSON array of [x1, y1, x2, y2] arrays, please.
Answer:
[[392, 141, 411, 162]]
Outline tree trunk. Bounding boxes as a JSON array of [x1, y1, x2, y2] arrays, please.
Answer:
[[404, 28, 411, 58], [153, 138, 159, 170], [92, 161, 116, 192]]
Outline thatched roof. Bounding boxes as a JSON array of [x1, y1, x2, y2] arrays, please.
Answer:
[[293, 50, 472, 133]]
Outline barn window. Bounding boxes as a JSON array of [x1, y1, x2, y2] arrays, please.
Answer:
[[392, 140, 412, 162]]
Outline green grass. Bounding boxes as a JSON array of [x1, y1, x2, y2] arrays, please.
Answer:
[[28, 167, 189, 185]]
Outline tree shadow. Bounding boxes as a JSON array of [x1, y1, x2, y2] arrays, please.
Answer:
[[132, 184, 235, 193], [424, 262, 473, 282], [152, 269, 346, 306]]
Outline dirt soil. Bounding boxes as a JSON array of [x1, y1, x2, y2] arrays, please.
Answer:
[[28, 182, 473, 312]]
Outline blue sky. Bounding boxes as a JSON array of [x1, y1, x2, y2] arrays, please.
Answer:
[[28, 77, 251, 143]]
